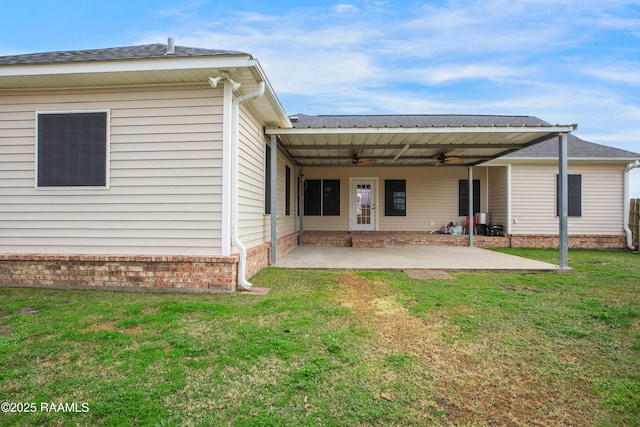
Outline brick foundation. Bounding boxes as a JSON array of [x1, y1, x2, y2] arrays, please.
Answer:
[[0, 233, 302, 294], [245, 244, 270, 280], [0, 254, 239, 293], [304, 231, 510, 248], [510, 234, 627, 250], [303, 231, 628, 250], [0, 232, 625, 293], [277, 232, 300, 258]]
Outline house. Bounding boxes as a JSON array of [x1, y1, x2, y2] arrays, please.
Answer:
[[489, 134, 639, 250], [1, 40, 638, 292], [267, 115, 639, 251]]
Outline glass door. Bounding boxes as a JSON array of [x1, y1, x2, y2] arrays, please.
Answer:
[[352, 179, 376, 231]]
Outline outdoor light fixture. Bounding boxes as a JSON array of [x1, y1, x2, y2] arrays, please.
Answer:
[[208, 76, 223, 88], [208, 75, 242, 91], [227, 78, 241, 91]]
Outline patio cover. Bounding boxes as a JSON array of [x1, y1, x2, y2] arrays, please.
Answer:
[[265, 114, 577, 269], [266, 114, 576, 167]]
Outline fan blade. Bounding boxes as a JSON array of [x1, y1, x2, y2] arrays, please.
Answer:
[[445, 156, 464, 164], [431, 148, 454, 160]]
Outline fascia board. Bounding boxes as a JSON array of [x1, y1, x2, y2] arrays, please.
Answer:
[[247, 61, 291, 128], [0, 55, 256, 77], [265, 125, 577, 135]]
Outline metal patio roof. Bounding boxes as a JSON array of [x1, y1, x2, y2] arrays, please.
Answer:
[[266, 114, 578, 167]]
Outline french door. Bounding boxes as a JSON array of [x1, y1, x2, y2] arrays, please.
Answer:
[[351, 179, 376, 231]]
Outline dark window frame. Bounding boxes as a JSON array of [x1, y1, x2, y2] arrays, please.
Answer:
[[265, 144, 271, 214], [285, 165, 291, 216], [556, 174, 582, 217], [304, 179, 340, 216], [36, 111, 109, 188], [458, 179, 481, 216], [304, 179, 322, 216], [385, 180, 407, 216]]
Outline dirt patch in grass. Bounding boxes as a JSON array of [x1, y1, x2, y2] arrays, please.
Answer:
[[87, 321, 117, 331], [334, 272, 601, 426], [123, 325, 143, 335], [85, 321, 142, 335]]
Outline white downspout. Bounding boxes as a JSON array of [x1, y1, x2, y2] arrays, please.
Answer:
[[624, 161, 640, 250], [231, 81, 266, 290]]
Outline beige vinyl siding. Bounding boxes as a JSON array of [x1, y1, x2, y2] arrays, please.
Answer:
[[488, 166, 508, 226], [236, 102, 267, 250], [276, 151, 299, 237], [510, 162, 625, 235], [237, 102, 300, 250], [261, 150, 300, 243], [302, 166, 489, 231], [0, 84, 224, 255]]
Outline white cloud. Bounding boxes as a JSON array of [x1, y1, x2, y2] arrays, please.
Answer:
[[582, 65, 640, 86], [334, 4, 359, 14], [408, 63, 536, 86], [135, 0, 640, 163]]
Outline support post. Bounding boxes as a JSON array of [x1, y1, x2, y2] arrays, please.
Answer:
[[468, 166, 474, 247], [270, 134, 278, 265], [559, 133, 569, 268]]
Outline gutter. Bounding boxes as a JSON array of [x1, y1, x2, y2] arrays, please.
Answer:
[[624, 160, 640, 250]]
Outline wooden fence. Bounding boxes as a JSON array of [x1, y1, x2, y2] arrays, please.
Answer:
[[631, 198, 640, 252]]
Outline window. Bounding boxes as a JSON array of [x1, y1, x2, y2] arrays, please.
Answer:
[[557, 174, 582, 217], [37, 111, 108, 187], [322, 179, 340, 216], [265, 145, 271, 214], [458, 179, 480, 216], [304, 179, 340, 216], [304, 179, 321, 215], [385, 180, 406, 216], [285, 165, 291, 216]]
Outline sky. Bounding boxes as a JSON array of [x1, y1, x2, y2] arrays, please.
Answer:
[[2, 0, 639, 195]]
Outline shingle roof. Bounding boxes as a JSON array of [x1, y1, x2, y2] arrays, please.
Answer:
[[503, 134, 640, 159], [289, 113, 551, 128], [0, 43, 249, 65]]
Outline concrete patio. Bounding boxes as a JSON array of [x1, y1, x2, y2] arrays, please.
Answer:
[[277, 245, 570, 273]]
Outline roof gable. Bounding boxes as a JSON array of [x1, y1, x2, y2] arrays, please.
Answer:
[[502, 134, 640, 160], [0, 41, 290, 128]]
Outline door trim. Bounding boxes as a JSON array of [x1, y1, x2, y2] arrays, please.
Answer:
[[349, 177, 378, 231]]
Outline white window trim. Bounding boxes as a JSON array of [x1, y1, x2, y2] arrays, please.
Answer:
[[35, 109, 111, 190]]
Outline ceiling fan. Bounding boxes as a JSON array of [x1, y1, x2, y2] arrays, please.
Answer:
[[432, 148, 464, 166], [350, 149, 375, 165]]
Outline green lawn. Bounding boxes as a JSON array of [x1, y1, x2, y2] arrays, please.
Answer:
[[1, 249, 639, 426]]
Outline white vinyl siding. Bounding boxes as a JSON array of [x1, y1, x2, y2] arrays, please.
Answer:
[[302, 166, 488, 231], [488, 166, 508, 226], [510, 162, 625, 234], [237, 102, 268, 250], [277, 152, 298, 237], [236, 102, 298, 250], [0, 84, 225, 255]]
